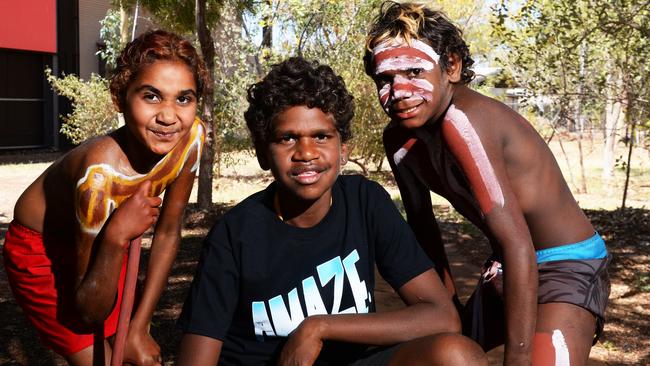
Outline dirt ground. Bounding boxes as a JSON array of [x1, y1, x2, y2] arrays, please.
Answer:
[[0, 151, 648, 365]]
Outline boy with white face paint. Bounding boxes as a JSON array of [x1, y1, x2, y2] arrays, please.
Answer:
[[364, 2, 611, 365]]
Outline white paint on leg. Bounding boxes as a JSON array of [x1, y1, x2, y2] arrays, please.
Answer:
[[552, 329, 570, 365]]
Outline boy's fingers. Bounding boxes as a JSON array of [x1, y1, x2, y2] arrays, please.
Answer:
[[137, 180, 152, 197], [150, 196, 163, 207]]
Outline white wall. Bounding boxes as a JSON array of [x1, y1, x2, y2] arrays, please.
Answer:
[[78, 0, 110, 79]]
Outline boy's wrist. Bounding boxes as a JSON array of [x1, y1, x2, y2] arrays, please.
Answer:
[[301, 315, 328, 341]]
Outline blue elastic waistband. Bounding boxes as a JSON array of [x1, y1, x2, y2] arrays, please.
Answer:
[[536, 232, 608, 263]]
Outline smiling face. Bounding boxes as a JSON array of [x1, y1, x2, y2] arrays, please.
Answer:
[[263, 105, 348, 210], [121, 60, 198, 157], [372, 37, 451, 129]]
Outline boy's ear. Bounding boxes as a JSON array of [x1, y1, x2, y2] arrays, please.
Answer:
[[445, 53, 463, 83], [255, 146, 270, 171], [340, 143, 349, 166]]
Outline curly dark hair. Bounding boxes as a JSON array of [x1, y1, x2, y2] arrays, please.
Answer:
[[109, 30, 210, 110], [363, 1, 475, 85], [244, 57, 354, 151]]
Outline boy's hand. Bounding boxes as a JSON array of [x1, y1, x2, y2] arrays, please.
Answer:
[[107, 180, 162, 248], [278, 318, 324, 366], [123, 325, 162, 366]]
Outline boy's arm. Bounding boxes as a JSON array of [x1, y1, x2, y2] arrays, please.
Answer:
[[125, 158, 198, 365], [441, 109, 537, 365], [279, 269, 459, 365], [177, 334, 223, 366], [383, 131, 457, 300], [73, 171, 161, 326]]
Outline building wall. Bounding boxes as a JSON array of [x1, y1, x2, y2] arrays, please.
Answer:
[[78, 0, 110, 79]]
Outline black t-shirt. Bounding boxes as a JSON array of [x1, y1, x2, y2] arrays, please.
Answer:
[[178, 175, 433, 365]]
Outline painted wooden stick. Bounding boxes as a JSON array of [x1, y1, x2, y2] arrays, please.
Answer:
[[110, 236, 142, 366]]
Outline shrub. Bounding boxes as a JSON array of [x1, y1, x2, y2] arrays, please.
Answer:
[[45, 68, 118, 144]]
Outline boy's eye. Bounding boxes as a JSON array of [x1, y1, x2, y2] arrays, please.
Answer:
[[144, 93, 160, 102], [408, 68, 424, 77], [279, 135, 296, 144], [315, 134, 329, 142], [177, 95, 194, 105]]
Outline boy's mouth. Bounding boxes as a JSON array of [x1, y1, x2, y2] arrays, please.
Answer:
[[150, 129, 178, 141], [393, 100, 424, 119], [290, 167, 325, 185]]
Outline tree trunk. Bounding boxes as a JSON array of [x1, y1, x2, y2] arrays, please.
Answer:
[[119, 2, 130, 45], [621, 92, 636, 211], [602, 70, 624, 186], [575, 42, 587, 193], [196, 0, 216, 211], [621, 120, 636, 210]]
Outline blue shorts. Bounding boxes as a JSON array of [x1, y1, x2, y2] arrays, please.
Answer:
[[536, 232, 608, 263]]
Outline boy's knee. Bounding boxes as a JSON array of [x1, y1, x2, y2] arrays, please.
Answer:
[[430, 333, 488, 366], [398, 333, 488, 366]]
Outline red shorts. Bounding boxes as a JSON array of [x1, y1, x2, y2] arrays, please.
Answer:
[[3, 221, 127, 356]]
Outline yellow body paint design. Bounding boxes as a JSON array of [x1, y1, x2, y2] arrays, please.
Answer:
[[75, 118, 205, 234]]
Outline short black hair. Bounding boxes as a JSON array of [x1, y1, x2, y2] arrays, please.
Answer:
[[244, 56, 354, 152], [363, 1, 475, 84]]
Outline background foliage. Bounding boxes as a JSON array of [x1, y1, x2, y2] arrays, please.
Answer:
[[46, 0, 648, 208]]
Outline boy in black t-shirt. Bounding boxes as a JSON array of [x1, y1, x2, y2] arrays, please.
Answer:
[[177, 57, 487, 366]]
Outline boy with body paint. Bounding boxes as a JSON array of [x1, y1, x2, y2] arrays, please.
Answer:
[[177, 56, 487, 366], [364, 2, 611, 365], [3, 30, 207, 365]]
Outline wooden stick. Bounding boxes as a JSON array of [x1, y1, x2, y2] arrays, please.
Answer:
[[110, 236, 142, 366]]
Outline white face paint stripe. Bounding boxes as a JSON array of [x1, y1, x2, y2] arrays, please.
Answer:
[[374, 57, 435, 74], [379, 84, 390, 100], [373, 37, 440, 64], [552, 329, 570, 365], [406, 78, 434, 91], [445, 105, 505, 209]]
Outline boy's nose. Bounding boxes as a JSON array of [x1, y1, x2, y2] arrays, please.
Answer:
[[293, 139, 318, 161], [392, 75, 413, 100], [393, 88, 413, 100], [156, 105, 176, 125]]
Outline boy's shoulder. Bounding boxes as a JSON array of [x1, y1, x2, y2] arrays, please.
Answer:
[[453, 87, 528, 130], [53, 133, 124, 180], [337, 174, 390, 206]]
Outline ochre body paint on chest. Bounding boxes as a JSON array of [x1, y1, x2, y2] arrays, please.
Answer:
[[442, 105, 504, 214], [76, 118, 205, 233]]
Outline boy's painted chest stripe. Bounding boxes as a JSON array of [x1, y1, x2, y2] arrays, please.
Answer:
[[75, 118, 205, 233], [393, 137, 417, 165], [442, 105, 504, 214]]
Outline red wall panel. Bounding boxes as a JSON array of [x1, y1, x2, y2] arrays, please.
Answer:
[[0, 0, 57, 53]]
